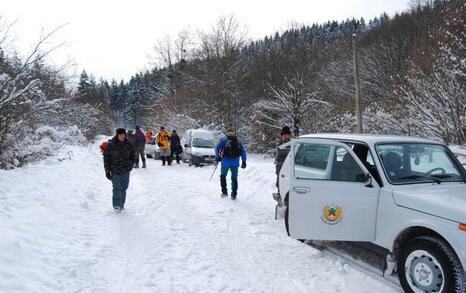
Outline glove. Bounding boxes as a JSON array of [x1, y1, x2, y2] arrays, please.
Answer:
[[241, 161, 247, 169], [105, 171, 112, 180]]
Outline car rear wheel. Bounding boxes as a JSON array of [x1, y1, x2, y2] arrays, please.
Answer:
[[398, 236, 465, 293]]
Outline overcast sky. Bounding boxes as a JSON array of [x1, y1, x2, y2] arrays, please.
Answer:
[[2, 0, 409, 82]]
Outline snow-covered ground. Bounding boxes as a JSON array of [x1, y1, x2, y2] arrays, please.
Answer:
[[0, 142, 400, 293]]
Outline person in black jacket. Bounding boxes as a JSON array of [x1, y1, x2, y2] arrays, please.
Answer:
[[133, 126, 146, 168], [274, 126, 292, 190], [170, 130, 183, 164], [103, 128, 135, 212]]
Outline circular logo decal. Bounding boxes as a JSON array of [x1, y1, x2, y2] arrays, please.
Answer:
[[321, 205, 343, 225]]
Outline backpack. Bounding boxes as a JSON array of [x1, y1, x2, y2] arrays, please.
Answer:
[[224, 137, 242, 158], [100, 141, 109, 152]]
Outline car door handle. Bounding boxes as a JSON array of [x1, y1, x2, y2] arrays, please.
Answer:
[[293, 187, 310, 194]]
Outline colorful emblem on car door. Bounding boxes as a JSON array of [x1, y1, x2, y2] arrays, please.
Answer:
[[321, 205, 343, 225]]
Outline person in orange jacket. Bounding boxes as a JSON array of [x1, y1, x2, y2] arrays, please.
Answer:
[[145, 131, 153, 144], [156, 126, 171, 166]]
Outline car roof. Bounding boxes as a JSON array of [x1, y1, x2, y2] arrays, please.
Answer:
[[300, 133, 442, 145], [191, 129, 214, 137]]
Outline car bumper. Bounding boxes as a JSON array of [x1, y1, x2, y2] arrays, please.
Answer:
[[194, 155, 216, 164]]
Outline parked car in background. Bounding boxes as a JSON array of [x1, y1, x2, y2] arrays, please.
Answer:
[[181, 129, 216, 167], [273, 133, 466, 293]]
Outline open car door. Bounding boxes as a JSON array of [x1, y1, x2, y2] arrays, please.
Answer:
[[288, 138, 380, 241]]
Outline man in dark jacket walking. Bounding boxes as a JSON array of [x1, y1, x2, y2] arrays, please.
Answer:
[[170, 130, 183, 164], [275, 126, 292, 190], [133, 126, 146, 168], [127, 129, 135, 146], [215, 129, 247, 200], [103, 128, 135, 212]]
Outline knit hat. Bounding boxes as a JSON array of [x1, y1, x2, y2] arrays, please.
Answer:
[[135, 125, 140, 130], [226, 129, 235, 137], [281, 126, 291, 135], [116, 128, 126, 135]]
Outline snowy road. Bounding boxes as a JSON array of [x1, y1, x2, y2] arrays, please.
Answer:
[[0, 143, 400, 293]]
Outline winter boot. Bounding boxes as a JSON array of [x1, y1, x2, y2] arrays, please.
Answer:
[[134, 164, 139, 168], [142, 161, 146, 168], [114, 206, 121, 213], [161, 157, 166, 166], [220, 176, 228, 197]]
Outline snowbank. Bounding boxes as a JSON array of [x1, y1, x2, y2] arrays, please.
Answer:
[[1, 126, 86, 169]]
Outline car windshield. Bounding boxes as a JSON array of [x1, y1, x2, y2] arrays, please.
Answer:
[[192, 138, 214, 148], [376, 143, 465, 184]]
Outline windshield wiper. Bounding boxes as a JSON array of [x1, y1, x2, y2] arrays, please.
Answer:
[[430, 174, 463, 181], [397, 174, 442, 184]]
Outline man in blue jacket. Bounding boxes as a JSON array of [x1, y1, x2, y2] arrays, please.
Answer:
[[215, 129, 247, 200]]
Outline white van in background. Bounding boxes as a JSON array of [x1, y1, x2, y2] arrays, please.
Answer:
[[181, 129, 216, 167]]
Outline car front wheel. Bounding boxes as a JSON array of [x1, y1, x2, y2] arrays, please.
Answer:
[[398, 236, 465, 293]]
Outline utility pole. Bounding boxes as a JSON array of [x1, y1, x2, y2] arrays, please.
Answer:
[[352, 33, 363, 133]]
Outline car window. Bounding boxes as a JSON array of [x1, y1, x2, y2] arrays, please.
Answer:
[[377, 143, 464, 184], [366, 151, 375, 166], [192, 137, 214, 148], [294, 143, 332, 179], [294, 143, 365, 182], [330, 147, 366, 182]]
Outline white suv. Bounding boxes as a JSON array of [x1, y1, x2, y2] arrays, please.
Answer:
[[273, 134, 466, 292]]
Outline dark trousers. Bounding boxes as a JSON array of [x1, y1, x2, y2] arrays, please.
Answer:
[[220, 165, 238, 196], [171, 149, 181, 164], [135, 146, 145, 165], [111, 172, 130, 208]]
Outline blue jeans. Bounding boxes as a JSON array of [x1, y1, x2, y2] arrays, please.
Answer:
[[220, 165, 238, 196], [111, 172, 130, 208]]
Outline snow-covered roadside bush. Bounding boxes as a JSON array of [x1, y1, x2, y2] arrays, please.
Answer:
[[1, 125, 86, 169], [0, 20, 107, 169]]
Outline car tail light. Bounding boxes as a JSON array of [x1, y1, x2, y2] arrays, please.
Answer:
[[459, 223, 466, 232]]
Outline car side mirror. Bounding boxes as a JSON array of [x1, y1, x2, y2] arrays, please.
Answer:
[[184, 144, 189, 148], [364, 174, 374, 188]]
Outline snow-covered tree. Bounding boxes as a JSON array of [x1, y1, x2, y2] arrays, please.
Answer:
[[253, 72, 330, 137]]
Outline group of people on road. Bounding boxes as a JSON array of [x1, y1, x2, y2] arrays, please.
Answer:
[[125, 126, 183, 167], [102, 125, 289, 211], [155, 127, 183, 166]]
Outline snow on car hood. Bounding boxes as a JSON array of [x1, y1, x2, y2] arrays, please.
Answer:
[[191, 147, 215, 156], [393, 184, 466, 223]]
